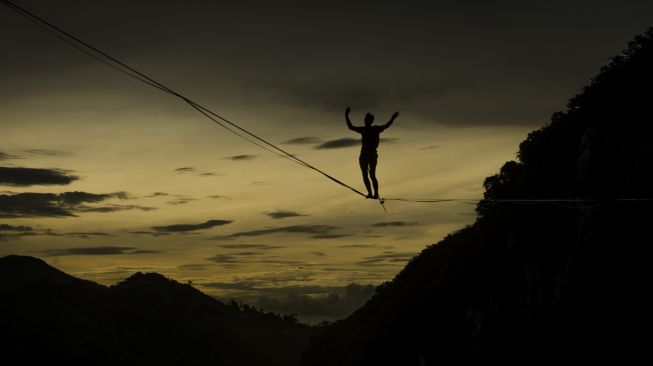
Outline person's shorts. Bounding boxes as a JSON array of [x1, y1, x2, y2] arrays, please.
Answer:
[[359, 151, 378, 168]]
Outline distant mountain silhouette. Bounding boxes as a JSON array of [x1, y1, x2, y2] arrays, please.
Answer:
[[0, 255, 315, 366], [301, 28, 653, 365], [0, 255, 93, 290]]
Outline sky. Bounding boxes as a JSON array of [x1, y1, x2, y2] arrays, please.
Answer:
[[1, 0, 652, 322]]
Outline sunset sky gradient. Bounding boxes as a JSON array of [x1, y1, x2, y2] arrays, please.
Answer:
[[2, 0, 651, 320]]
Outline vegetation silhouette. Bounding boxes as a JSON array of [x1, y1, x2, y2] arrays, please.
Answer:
[[345, 106, 399, 199], [302, 27, 653, 365]]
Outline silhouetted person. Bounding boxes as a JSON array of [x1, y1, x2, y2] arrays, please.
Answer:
[[346, 106, 399, 199]]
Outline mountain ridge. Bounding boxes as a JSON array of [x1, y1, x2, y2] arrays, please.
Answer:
[[0, 254, 98, 290], [0, 254, 315, 366]]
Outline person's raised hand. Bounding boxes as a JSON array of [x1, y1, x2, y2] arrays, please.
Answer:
[[346, 106, 351, 115], [392, 112, 399, 119]]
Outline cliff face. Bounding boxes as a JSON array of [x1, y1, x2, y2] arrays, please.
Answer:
[[302, 28, 653, 365]]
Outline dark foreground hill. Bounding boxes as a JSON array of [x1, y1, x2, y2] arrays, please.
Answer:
[[301, 29, 653, 365], [0, 255, 315, 366]]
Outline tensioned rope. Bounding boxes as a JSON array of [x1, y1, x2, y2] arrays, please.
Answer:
[[382, 197, 653, 208], [0, 0, 367, 199], [0, 0, 296, 166], [3, 0, 652, 210]]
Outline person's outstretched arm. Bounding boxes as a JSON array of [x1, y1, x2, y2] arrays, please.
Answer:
[[382, 112, 399, 130], [345, 106, 358, 131]]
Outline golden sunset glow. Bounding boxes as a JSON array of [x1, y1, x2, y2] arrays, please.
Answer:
[[2, 0, 651, 322]]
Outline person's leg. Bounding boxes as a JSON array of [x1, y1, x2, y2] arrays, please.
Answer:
[[359, 155, 373, 197], [369, 153, 379, 198]]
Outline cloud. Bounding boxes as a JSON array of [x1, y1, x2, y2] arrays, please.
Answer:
[[60, 231, 114, 239], [357, 251, 416, 266], [152, 219, 233, 233], [265, 210, 308, 219], [257, 258, 305, 265], [419, 145, 441, 150], [0, 151, 20, 160], [35, 230, 114, 238], [146, 192, 169, 197], [0, 193, 71, 218], [0, 223, 37, 241], [217, 244, 284, 250], [177, 263, 211, 270], [266, 76, 558, 126], [204, 252, 308, 267], [204, 279, 376, 322], [338, 244, 397, 251], [210, 224, 339, 239], [0, 226, 116, 241], [0, 167, 79, 186], [4, 0, 651, 132], [313, 137, 398, 150], [281, 137, 322, 145], [0, 191, 138, 218], [58, 191, 129, 205], [314, 138, 358, 149], [0, 232, 36, 241], [204, 281, 259, 291], [127, 249, 160, 254], [0, 150, 71, 162], [166, 197, 197, 205], [225, 154, 258, 160], [265, 78, 468, 117], [205, 254, 243, 264], [372, 221, 418, 227], [0, 224, 33, 231], [174, 167, 219, 177], [255, 283, 376, 321], [233, 251, 264, 256], [41, 246, 159, 257], [312, 234, 350, 239], [265, 76, 554, 127], [77, 204, 155, 213], [380, 137, 399, 144], [127, 230, 170, 237], [174, 167, 196, 173], [203, 271, 316, 291], [22, 149, 71, 157], [207, 195, 230, 200], [337, 244, 378, 248]]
